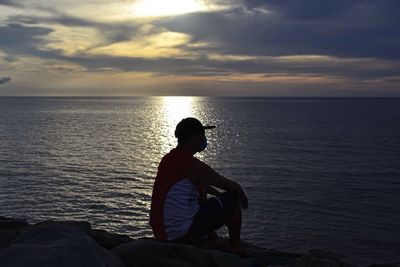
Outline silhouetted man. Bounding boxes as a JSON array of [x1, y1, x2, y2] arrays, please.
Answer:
[[150, 117, 248, 254]]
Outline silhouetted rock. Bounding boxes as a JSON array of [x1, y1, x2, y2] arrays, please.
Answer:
[[0, 224, 124, 267], [112, 238, 216, 267], [0, 216, 29, 230], [248, 246, 302, 267], [32, 220, 92, 234], [0, 229, 19, 249], [368, 263, 400, 267], [90, 228, 133, 250], [112, 238, 250, 267], [0, 217, 397, 267], [292, 249, 354, 267], [0, 217, 30, 249]]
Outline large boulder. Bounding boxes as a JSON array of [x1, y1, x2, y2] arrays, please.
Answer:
[[0, 229, 20, 249], [0, 216, 30, 249], [90, 229, 133, 250], [32, 220, 92, 234], [204, 249, 251, 267], [292, 249, 353, 267], [249, 249, 302, 267], [0, 224, 124, 267], [112, 238, 250, 267], [0, 216, 29, 230], [369, 263, 400, 267]]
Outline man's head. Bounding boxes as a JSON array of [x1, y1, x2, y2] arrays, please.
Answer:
[[175, 117, 215, 152]]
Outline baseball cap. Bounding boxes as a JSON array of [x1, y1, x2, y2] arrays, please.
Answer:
[[174, 117, 216, 140]]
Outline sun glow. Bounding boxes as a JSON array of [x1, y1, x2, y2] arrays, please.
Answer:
[[90, 31, 192, 58], [161, 96, 196, 148], [131, 0, 206, 17], [163, 96, 194, 125]]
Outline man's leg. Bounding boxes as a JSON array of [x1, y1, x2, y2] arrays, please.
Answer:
[[226, 197, 245, 252], [182, 192, 245, 253]]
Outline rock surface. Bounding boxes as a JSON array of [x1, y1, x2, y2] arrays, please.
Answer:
[[0, 216, 29, 230], [0, 216, 394, 267], [0, 223, 124, 267], [293, 249, 354, 267], [90, 229, 133, 250], [112, 238, 251, 267]]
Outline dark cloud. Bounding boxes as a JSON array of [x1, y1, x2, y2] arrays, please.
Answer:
[[0, 23, 53, 56], [1, 1, 399, 95], [0, 76, 11, 85], [46, 16, 158, 48], [242, 0, 400, 21], [1, 13, 399, 85], [4, 2, 400, 61], [244, 0, 353, 19], [61, 52, 400, 85], [6, 13, 157, 49], [160, 1, 400, 59], [0, 0, 19, 7]]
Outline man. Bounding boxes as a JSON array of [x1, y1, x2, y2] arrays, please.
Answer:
[[150, 117, 248, 254]]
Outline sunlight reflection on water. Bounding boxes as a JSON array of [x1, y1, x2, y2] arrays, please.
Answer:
[[160, 96, 196, 151]]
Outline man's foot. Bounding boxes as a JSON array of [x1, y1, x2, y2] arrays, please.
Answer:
[[226, 241, 250, 257], [207, 232, 226, 249]]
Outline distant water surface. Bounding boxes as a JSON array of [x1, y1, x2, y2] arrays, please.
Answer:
[[0, 97, 399, 265]]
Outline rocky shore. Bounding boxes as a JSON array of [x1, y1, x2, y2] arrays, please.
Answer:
[[0, 216, 397, 267]]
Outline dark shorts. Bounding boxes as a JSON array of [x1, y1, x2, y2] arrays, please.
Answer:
[[180, 192, 238, 243]]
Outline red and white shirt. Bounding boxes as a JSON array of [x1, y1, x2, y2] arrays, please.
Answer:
[[150, 148, 202, 240]]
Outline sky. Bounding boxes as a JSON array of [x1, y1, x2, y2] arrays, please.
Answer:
[[0, 0, 399, 96]]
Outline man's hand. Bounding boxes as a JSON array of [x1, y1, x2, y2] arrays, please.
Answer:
[[188, 159, 249, 209]]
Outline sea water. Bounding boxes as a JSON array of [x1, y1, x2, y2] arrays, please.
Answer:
[[1, 97, 399, 265]]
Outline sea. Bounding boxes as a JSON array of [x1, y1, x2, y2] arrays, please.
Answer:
[[0, 97, 399, 265]]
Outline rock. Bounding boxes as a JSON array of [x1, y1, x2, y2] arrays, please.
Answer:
[[90, 229, 133, 250], [292, 249, 353, 267], [369, 263, 400, 267], [0, 216, 30, 230], [190, 237, 301, 267], [0, 224, 124, 267], [30, 220, 132, 249], [2, 217, 397, 267], [204, 249, 251, 267], [0, 217, 30, 249], [112, 238, 250, 267], [32, 220, 92, 234], [112, 238, 216, 267], [0, 230, 20, 249], [249, 250, 302, 267]]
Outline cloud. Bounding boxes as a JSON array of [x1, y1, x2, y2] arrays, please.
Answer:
[[0, 0, 19, 7], [4, 2, 400, 60], [2, 11, 399, 86], [1, 0, 399, 95], [244, 0, 352, 19], [5, 12, 154, 54], [0, 23, 54, 57], [159, 1, 400, 59], [0, 76, 11, 85]]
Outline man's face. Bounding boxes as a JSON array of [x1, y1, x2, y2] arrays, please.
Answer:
[[193, 133, 207, 152]]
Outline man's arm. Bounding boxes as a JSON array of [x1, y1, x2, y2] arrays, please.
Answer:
[[188, 159, 248, 209], [205, 184, 221, 196]]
